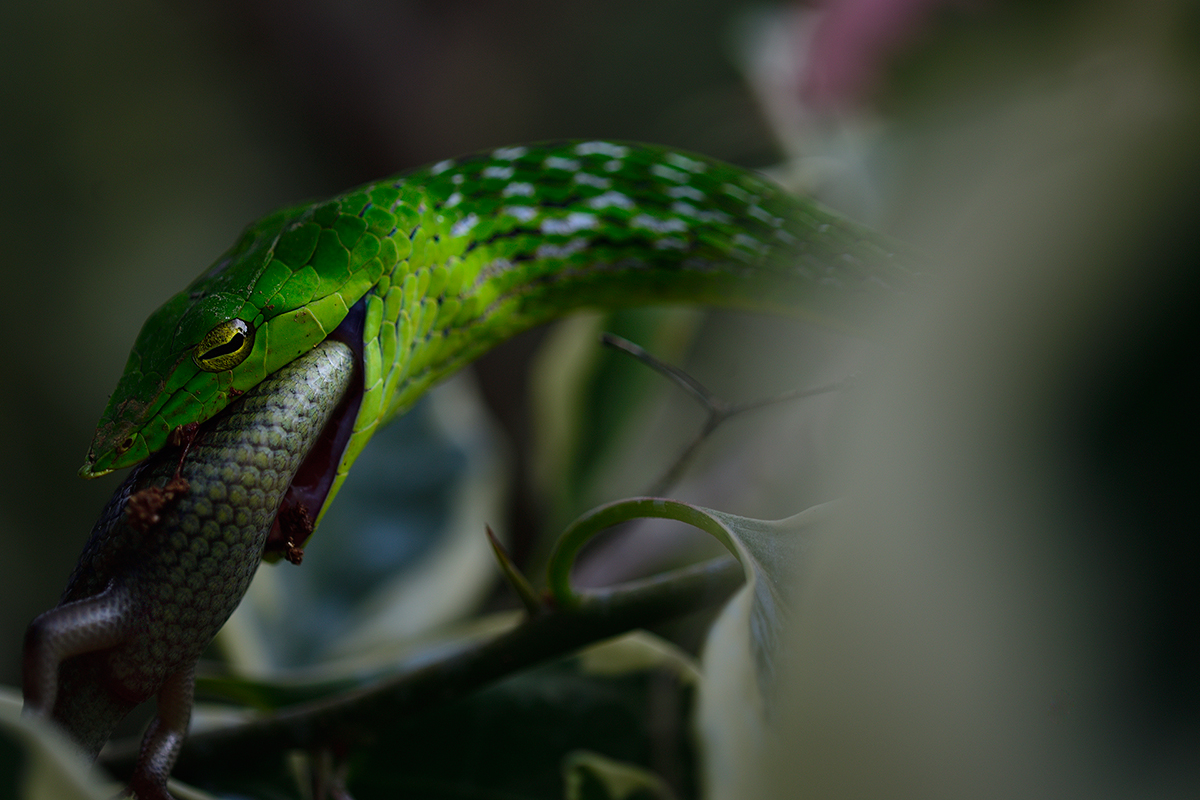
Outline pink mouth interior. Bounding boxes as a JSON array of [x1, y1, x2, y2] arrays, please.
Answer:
[[264, 299, 366, 557]]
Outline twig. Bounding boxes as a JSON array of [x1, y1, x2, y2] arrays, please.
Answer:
[[101, 556, 743, 782], [599, 333, 853, 495]]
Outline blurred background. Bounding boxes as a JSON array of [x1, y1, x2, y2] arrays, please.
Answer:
[[4, 1, 1200, 797], [0, 0, 834, 688]]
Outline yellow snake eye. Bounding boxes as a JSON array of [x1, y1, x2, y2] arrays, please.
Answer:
[[193, 318, 255, 372]]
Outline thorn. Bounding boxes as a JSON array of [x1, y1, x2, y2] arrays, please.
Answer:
[[486, 525, 542, 615]]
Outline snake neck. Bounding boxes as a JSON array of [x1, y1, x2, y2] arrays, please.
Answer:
[[289, 141, 916, 532]]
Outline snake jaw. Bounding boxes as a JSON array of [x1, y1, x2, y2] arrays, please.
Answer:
[[79, 454, 112, 479], [77, 453, 110, 479], [80, 418, 164, 478]]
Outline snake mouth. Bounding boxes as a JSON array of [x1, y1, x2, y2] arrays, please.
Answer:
[[263, 298, 367, 562]]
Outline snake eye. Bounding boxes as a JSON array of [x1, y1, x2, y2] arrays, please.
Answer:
[[193, 318, 255, 372]]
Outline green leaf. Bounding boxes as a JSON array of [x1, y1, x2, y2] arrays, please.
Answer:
[[698, 504, 836, 693], [547, 498, 835, 699], [341, 632, 701, 800], [690, 504, 834, 800], [562, 751, 675, 800], [0, 687, 115, 800], [180, 627, 708, 797], [544, 493, 835, 800]]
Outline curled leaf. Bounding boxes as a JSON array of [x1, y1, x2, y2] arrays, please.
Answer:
[[547, 497, 837, 696]]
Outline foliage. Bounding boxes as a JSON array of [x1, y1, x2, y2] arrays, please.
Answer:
[[9, 1, 1199, 798]]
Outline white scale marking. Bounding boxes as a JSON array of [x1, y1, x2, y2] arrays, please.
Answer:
[[493, 146, 528, 160], [666, 185, 705, 201], [544, 156, 580, 171], [502, 182, 535, 197], [541, 212, 597, 235], [451, 212, 480, 237], [587, 191, 635, 210], [575, 141, 629, 158], [431, 160, 455, 175], [665, 152, 706, 173], [748, 205, 782, 227], [536, 237, 590, 259], [483, 165, 515, 180], [573, 172, 611, 189], [444, 192, 463, 209], [650, 164, 690, 183], [603, 160, 623, 172], [733, 232, 769, 255], [631, 213, 688, 234], [669, 201, 732, 225], [503, 206, 539, 223]]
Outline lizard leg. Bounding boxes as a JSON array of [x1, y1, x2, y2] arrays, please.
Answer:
[[128, 665, 195, 800], [22, 581, 132, 716]]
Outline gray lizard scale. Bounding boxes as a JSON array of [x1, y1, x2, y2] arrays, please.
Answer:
[[45, 339, 354, 757]]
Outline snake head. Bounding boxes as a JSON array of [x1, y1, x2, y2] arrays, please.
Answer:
[[80, 200, 379, 478]]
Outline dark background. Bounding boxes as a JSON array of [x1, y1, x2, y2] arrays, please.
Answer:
[[0, 0, 784, 688]]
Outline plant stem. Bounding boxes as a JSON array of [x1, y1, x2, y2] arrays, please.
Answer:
[[101, 555, 743, 780]]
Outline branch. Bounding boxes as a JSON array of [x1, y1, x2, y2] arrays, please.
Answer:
[[101, 555, 743, 780]]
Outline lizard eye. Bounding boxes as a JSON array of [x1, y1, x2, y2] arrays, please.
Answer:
[[193, 319, 255, 372]]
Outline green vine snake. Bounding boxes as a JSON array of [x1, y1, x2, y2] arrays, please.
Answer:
[[25, 141, 915, 799]]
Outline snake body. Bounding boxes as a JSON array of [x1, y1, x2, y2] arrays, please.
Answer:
[[26, 142, 913, 798], [81, 142, 911, 537]]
